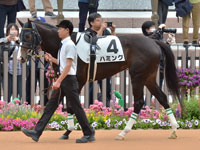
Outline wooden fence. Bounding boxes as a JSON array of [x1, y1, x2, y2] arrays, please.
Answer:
[[0, 44, 200, 109]]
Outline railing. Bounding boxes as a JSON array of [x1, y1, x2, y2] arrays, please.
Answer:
[[0, 44, 200, 109]]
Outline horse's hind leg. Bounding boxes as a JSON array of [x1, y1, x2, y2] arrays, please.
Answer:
[[146, 78, 178, 139], [115, 75, 145, 140]]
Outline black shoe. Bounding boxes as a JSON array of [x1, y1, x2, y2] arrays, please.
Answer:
[[59, 130, 71, 140], [21, 128, 40, 142], [45, 12, 56, 18], [76, 130, 95, 143], [76, 135, 95, 143], [31, 13, 37, 18], [183, 41, 189, 48], [192, 41, 198, 47]]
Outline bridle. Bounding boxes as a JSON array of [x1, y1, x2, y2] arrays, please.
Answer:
[[19, 22, 43, 62]]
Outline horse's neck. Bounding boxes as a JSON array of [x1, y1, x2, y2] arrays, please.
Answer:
[[37, 24, 60, 58]]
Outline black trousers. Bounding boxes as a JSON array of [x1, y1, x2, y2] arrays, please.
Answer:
[[0, 4, 17, 38], [157, 0, 168, 25], [35, 75, 92, 136], [78, 2, 98, 32]]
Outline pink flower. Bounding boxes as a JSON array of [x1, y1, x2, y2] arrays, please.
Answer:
[[108, 108, 112, 112], [114, 110, 120, 115], [23, 101, 28, 105], [94, 100, 99, 105], [58, 104, 63, 109], [14, 99, 20, 105], [89, 105, 95, 109], [98, 102, 103, 107], [0, 100, 5, 105], [145, 106, 150, 110], [7, 102, 14, 108], [163, 115, 168, 121]]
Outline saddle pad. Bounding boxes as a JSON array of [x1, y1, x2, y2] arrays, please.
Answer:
[[76, 32, 125, 63]]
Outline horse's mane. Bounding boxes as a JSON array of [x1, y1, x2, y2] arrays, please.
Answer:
[[33, 20, 58, 30]]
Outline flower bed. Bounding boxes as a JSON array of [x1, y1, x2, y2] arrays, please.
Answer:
[[0, 94, 200, 131], [177, 68, 200, 89]]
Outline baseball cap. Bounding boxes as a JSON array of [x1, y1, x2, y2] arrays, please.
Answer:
[[56, 20, 73, 28]]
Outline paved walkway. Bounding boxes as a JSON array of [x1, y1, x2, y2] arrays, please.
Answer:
[[0, 130, 200, 150]]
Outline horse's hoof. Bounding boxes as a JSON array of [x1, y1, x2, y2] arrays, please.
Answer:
[[115, 135, 124, 140], [168, 131, 177, 139]]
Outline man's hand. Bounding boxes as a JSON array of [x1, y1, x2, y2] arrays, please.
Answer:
[[45, 52, 53, 62], [52, 80, 61, 90], [97, 22, 107, 36], [101, 22, 107, 31], [159, 24, 166, 29], [110, 24, 116, 35]]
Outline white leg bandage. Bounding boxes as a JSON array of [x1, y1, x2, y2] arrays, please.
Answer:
[[67, 113, 74, 131], [119, 112, 138, 137], [166, 108, 178, 131]]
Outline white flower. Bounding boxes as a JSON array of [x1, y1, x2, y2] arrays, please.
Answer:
[[61, 121, 65, 125], [92, 122, 97, 128], [123, 118, 127, 123], [105, 119, 111, 124], [143, 119, 150, 123], [194, 120, 199, 126], [156, 119, 161, 124], [107, 123, 111, 127], [118, 121, 122, 126]]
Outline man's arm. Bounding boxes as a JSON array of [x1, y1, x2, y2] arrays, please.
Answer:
[[52, 58, 73, 89]]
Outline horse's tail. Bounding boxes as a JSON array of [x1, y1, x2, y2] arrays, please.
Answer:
[[155, 40, 180, 101]]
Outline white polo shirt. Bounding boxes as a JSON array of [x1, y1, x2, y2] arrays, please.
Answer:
[[58, 36, 77, 75]]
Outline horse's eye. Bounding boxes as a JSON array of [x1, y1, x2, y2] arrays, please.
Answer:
[[24, 33, 31, 41]]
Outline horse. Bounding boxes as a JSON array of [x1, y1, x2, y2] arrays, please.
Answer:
[[18, 19, 180, 140]]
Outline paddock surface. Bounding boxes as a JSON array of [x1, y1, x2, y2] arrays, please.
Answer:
[[0, 130, 200, 150]]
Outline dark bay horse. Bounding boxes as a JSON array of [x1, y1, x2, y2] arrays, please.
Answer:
[[18, 19, 180, 139]]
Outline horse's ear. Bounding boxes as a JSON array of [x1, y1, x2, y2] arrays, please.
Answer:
[[27, 18, 32, 27], [17, 19, 24, 27]]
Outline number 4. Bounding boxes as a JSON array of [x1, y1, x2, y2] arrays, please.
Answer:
[[107, 39, 118, 54]]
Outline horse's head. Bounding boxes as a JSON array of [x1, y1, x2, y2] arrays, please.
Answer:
[[18, 19, 42, 63]]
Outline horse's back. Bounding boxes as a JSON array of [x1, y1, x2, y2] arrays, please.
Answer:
[[118, 34, 161, 63]]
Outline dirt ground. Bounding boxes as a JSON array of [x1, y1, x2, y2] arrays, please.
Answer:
[[0, 130, 200, 150]]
